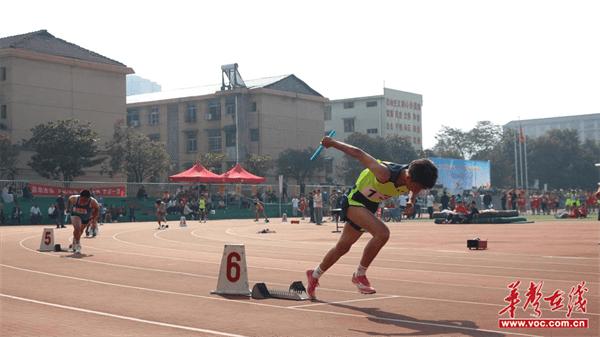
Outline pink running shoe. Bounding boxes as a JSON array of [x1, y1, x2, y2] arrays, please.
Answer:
[[306, 269, 320, 299], [352, 273, 376, 294]]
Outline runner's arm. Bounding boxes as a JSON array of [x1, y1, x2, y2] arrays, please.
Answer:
[[321, 137, 389, 182]]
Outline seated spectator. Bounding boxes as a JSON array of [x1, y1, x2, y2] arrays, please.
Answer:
[[22, 183, 34, 200], [12, 204, 22, 224], [137, 186, 148, 199]]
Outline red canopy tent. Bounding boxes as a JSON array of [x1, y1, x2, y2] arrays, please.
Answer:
[[169, 163, 224, 183], [220, 163, 266, 184]]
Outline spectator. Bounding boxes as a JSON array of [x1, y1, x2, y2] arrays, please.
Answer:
[[501, 192, 507, 210], [426, 193, 435, 218], [308, 191, 315, 223], [299, 196, 307, 220], [48, 204, 57, 227], [22, 183, 34, 200], [483, 192, 492, 209], [55, 192, 66, 228], [314, 189, 323, 225], [291, 196, 299, 217], [137, 186, 148, 199], [440, 191, 449, 210], [12, 204, 22, 224]]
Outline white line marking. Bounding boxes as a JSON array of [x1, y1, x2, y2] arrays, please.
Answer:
[[289, 295, 400, 308], [4, 262, 598, 317], [0, 293, 248, 337], [112, 231, 600, 282]]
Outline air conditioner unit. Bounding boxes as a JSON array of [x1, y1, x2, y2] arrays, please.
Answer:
[[206, 114, 213, 121], [131, 120, 140, 127]]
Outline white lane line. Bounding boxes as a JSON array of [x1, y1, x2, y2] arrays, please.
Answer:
[[4, 263, 598, 317], [214, 225, 600, 266], [114, 230, 600, 282], [0, 266, 548, 337], [289, 295, 400, 308], [0, 293, 248, 337]]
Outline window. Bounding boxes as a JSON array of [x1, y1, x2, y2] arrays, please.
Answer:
[[1, 105, 6, 119], [206, 100, 221, 121], [149, 107, 159, 126], [185, 132, 197, 153], [343, 118, 355, 133], [225, 97, 236, 114], [225, 128, 236, 147], [0, 67, 5, 81], [366, 101, 378, 107], [249, 102, 257, 112], [367, 128, 378, 134], [343, 101, 354, 109], [148, 134, 160, 141], [250, 128, 259, 141], [324, 106, 331, 120], [186, 103, 197, 123], [207, 129, 222, 152], [127, 108, 140, 127]]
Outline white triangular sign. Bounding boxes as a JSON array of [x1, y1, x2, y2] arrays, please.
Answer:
[[211, 244, 251, 296], [39, 228, 54, 251]]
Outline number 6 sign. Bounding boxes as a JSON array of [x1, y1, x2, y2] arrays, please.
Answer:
[[212, 244, 251, 296]]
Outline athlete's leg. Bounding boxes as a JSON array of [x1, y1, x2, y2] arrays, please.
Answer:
[[346, 206, 390, 269], [318, 222, 363, 272]]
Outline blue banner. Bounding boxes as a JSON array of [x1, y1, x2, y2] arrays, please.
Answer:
[[430, 157, 491, 194]]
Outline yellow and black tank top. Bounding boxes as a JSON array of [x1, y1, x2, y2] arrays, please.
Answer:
[[347, 161, 409, 212]]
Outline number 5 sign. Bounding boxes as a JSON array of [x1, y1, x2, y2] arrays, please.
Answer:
[[212, 244, 251, 296], [39, 228, 54, 251]]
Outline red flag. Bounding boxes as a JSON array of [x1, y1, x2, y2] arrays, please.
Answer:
[[519, 127, 525, 143]]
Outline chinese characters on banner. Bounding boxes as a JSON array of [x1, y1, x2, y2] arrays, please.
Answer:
[[499, 280, 588, 318], [29, 183, 126, 197]]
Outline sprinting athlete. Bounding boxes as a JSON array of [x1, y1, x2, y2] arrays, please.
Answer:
[[67, 190, 100, 254], [306, 136, 438, 299], [155, 199, 168, 229]]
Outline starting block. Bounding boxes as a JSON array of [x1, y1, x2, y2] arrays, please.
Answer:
[[290, 220, 300, 224], [467, 238, 487, 250], [251, 281, 310, 301]]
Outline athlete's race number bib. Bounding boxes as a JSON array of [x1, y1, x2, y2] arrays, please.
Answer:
[[360, 187, 392, 202]]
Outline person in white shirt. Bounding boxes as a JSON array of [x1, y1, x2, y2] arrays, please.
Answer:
[[426, 193, 435, 219], [30, 204, 42, 224], [291, 196, 299, 217], [314, 189, 324, 225]]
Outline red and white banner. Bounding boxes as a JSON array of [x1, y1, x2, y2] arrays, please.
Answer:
[[29, 183, 126, 197]]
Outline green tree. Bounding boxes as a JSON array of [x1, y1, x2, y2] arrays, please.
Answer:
[[104, 124, 171, 182], [432, 121, 503, 160], [27, 119, 103, 181], [198, 152, 226, 173], [244, 153, 273, 177], [527, 129, 598, 189], [0, 135, 19, 179], [276, 148, 324, 185], [339, 133, 418, 184]]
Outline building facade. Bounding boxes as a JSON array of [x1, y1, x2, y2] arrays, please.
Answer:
[[324, 87, 423, 181], [126, 74, 326, 177], [504, 113, 600, 143], [0, 30, 133, 180]]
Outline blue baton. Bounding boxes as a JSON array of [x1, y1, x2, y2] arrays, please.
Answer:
[[310, 130, 336, 161]]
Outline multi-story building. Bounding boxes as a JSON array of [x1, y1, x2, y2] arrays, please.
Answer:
[[324, 87, 423, 181], [0, 30, 133, 180], [126, 73, 326, 177], [504, 113, 600, 143]]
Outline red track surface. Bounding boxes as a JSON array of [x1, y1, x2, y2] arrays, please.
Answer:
[[1, 218, 598, 336]]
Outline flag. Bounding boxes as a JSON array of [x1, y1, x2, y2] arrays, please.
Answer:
[[518, 126, 525, 143]]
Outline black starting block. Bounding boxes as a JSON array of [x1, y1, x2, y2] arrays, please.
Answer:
[[54, 244, 62, 252], [251, 281, 310, 301], [467, 238, 487, 250]]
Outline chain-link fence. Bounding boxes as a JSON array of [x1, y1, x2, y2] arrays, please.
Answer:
[[0, 180, 350, 225]]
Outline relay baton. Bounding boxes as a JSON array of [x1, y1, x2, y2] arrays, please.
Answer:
[[310, 130, 336, 161]]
